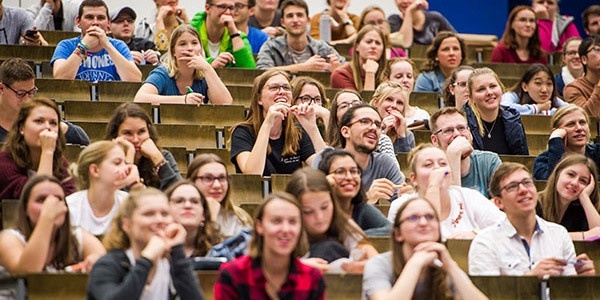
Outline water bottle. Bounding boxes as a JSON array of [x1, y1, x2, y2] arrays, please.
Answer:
[[319, 9, 331, 43]]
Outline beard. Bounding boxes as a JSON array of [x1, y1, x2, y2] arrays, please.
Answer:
[[355, 142, 376, 154]]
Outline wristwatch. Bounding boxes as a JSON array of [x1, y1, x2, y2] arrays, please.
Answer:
[[343, 20, 354, 27], [230, 31, 242, 39]]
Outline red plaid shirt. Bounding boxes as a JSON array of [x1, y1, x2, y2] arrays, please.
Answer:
[[214, 255, 325, 299]]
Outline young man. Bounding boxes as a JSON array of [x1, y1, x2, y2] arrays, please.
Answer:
[[27, 0, 81, 31], [0, 1, 44, 45], [563, 35, 600, 117], [430, 107, 501, 197], [312, 104, 405, 203], [469, 162, 595, 277], [249, 0, 283, 37], [109, 6, 159, 66], [233, 0, 268, 54], [256, 0, 344, 72], [0, 58, 89, 145], [190, 0, 256, 69], [309, 0, 359, 45], [51, 0, 141, 81], [582, 5, 600, 37]]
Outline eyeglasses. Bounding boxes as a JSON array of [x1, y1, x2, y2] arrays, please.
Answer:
[[330, 167, 361, 178], [453, 81, 467, 88], [434, 124, 469, 136], [297, 95, 322, 105], [337, 100, 362, 111], [194, 174, 229, 185], [500, 178, 534, 193], [366, 19, 387, 26], [265, 84, 292, 93], [348, 117, 382, 128], [516, 17, 536, 24], [399, 213, 436, 224], [171, 197, 201, 206], [565, 50, 579, 57], [210, 2, 248, 11], [586, 46, 600, 55], [4, 84, 38, 99]]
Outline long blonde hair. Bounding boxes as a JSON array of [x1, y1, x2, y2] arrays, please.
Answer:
[[467, 67, 505, 137], [166, 25, 205, 80]]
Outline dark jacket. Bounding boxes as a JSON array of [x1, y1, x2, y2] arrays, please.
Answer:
[[87, 245, 203, 300], [533, 137, 600, 180], [464, 104, 529, 155]]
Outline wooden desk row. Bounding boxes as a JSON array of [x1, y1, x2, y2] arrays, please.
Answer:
[[5, 270, 600, 300]]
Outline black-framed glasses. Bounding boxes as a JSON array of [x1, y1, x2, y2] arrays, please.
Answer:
[[210, 3, 235, 11], [265, 84, 292, 93], [337, 100, 362, 111], [399, 213, 436, 224], [586, 46, 600, 55], [500, 178, 534, 193], [348, 117, 382, 128], [434, 124, 469, 136], [4, 84, 38, 99], [297, 95, 322, 105], [194, 174, 229, 185], [329, 167, 361, 178]]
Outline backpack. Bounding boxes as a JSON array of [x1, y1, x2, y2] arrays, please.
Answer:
[[205, 228, 252, 261]]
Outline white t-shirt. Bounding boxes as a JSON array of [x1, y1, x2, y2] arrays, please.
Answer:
[[66, 190, 128, 236], [125, 248, 172, 300]]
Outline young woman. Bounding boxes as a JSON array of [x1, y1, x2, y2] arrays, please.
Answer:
[[166, 180, 222, 257], [0, 175, 105, 275], [532, 0, 580, 53], [67, 140, 143, 236], [317, 148, 393, 233], [363, 197, 488, 299], [105, 102, 182, 191], [357, 6, 406, 58], [415, 31, 466, 94], [325, 89, 363, 148], [286, 167, 378, 273], [214, 192, 325, 300], [152, 0, 190, 51], [331, 25, 386, 92], [533, 104, 600, 180], [187, 153, 253, 237], [388, 144, 504, 240], [88, 188, 203, 299], [464, 67, 529, 155], [381, 57, 430, 128], [0, 98, 76, 200], [538, 155, 600, 240], [309, 0, 359, 45], [501, 63, 567, 115], [555, 37, 584, 97], [369, 81, 416, 153], [442, 65, 474, 108], [134, 25, 233, 106], [291, 76, 330, 135], [491, 5, 548, 64], [230, 70, 325, 176]]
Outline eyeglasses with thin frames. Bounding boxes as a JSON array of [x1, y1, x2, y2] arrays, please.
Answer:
[[434, 124, 469, 136], [4, 84, 38, 99], [348, 117, 382, 129], [500, 178, 534, 193], [210, 3, 248, 11], [329, 167, 361, 179], [399, 213, 436, 224], [265, 84, 292, 93], [337, 100, 362, 111], [194, 174, 229, 185]]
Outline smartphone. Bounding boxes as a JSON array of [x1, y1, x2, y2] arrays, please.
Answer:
[[320, 55, 330, 62], [25, 30, 38, 38]]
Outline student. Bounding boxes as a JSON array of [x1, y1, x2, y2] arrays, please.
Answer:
[[233, 0, 268, 54], [325, 89, 363, 148], [134, 25, 233, 105], [363, 197, 488, 300], [491, 5, 548, 64], [0, 98, 76, 200], [532, 0, 580, 53], [186, 154, 253, 237], [109, 6, 160, 66], [331, 25, 386, 92], [389, 144, 505, 240], [387, 0, 456, 47], [533, 104, 600, 180], [248, 0, 283, 37], [51, 0, 141, 81], [501, 63, 566, 115], [166, 180, 222, 257], [153, 0, 189, 51], [562, 35, 600, 117], [464, 67, 529, 155], [555, 37, 583, 98], [469, 162, 595, 277], [214, 192, 325, 299], [0, 175, 105, 275], [358, 6, 406, 59], [230, 70, 325, 175], [67, 141, 142, 236], [286, 167, 378, 273], [291, 76, 330, 135], [87, 188, 203, 299], [27, 0, 80, 31], [414, 31, 466, 94], [309, 0, 359, 45], [582, 5, 600, 36], [105, 102, 182, 191], [442, 65, 474, 109], [538, 155, 600, 240]]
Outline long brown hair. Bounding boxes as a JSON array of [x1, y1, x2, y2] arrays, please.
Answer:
[[499, 5, 544, 60], [16, 175, 79, 269], [4, 98, 68, 179], [391, 197, 451, 300], [351, 25, 387, 92], [105, 102, 162, 188], [165, 180, 223, 256], [325, 89, 363, 148], [285, 167, 366, 245], [420, 31, 467, 73], [539, 155, 600, 224], [232, 70, 301, 157]]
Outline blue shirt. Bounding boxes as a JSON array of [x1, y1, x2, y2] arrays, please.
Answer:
[[144, 65, 209, 102], [247, 26, 268, 54]]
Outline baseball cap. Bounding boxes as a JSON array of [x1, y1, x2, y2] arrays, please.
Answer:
[[110, 6, 137, 22]]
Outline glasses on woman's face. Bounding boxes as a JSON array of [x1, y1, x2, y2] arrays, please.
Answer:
[[194, 174, 229, 185], [329, 167, 361, 179], [265, 84, 292, 93], [399, 213, 436, 224], [337, 100, 362, 111], [297, 95, 322, 105]]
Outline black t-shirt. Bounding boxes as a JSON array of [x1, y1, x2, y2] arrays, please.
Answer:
[[230, 125, 315, 176], [536, 200, 589, 232], [481, 118, 510, 155]]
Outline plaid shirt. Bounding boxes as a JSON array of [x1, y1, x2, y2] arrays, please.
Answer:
[[214, 255, 325, 299]]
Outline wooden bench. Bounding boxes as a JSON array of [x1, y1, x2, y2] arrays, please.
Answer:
[[229, 174, 264, 204], [194, 148, 235, 173], [62, 101, 152, 123], [158, 104, 246, 129], [216, 68, 265, 85], [38, 30, 79, 47], [0, 45, 55, 63], [1, 199, 18, 230], [64, 144, 85, 163], [95, 81, 143, 102], [37, 78, 91, 103]]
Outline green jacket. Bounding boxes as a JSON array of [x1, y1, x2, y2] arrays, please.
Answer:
[[190, 11, 256, 68]]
